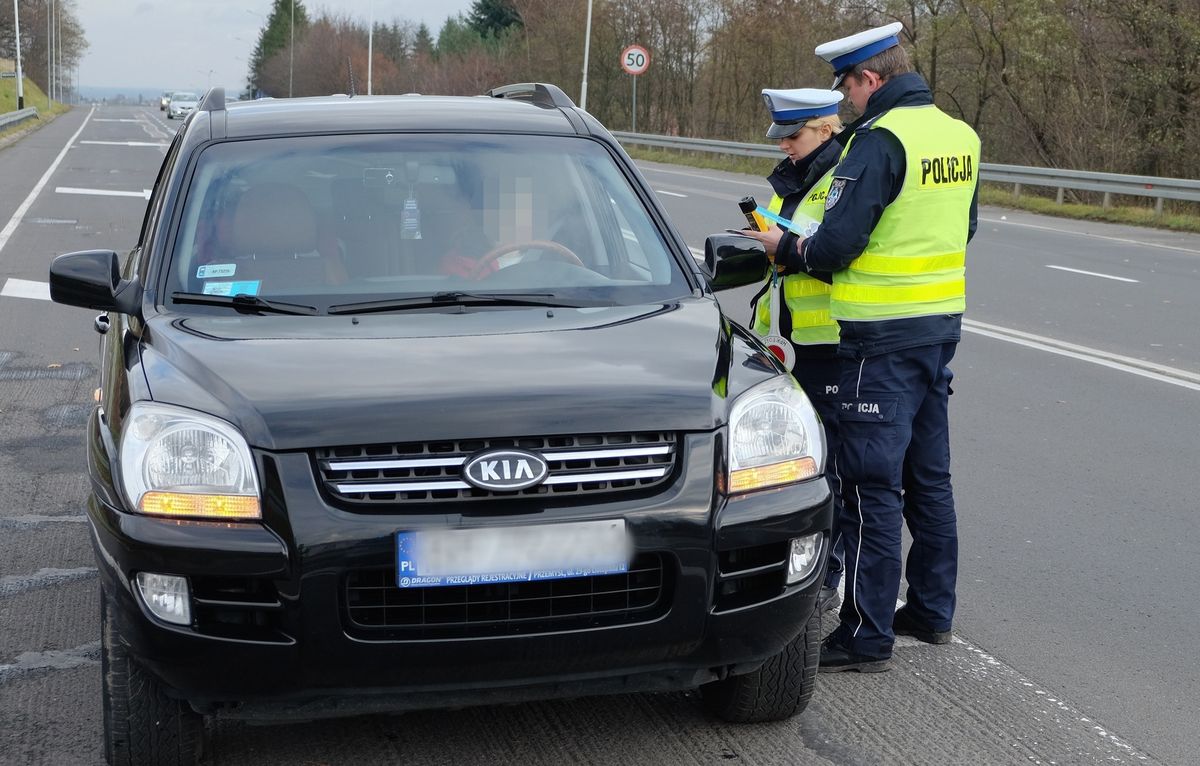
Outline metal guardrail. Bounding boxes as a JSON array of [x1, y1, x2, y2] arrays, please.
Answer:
[[612, 131, 1200, 215], [0, 107, 39, 131]]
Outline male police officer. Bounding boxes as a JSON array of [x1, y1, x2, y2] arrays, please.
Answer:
[[748, 88, 848, 613], [769, 22, 981, 672]]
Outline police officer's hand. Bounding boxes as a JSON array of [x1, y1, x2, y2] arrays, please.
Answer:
[[741, 226, 803, 263], [736, 225, 779, 256]]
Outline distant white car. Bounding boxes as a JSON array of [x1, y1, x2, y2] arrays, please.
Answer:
[[159, 92, 171, 111], [167, 92, 199, 120]]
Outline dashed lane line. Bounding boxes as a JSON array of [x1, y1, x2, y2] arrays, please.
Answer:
[[55, 186, 151, 199], [0, 278, 50, 300], [0, 107, 96, 258], [1045, 264, 1139, 282], [79, 140, 169, 148]]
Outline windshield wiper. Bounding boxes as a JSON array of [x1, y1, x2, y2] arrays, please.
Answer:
[[171, 292, 319, 316], [327, 291, 586, 315]]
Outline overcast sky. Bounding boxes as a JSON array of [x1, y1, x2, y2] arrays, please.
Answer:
[[76, 0, 475, 95]]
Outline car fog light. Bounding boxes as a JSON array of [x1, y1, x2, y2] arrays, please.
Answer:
[[786, 534, 822, 585], [136, 572, 191, 626]]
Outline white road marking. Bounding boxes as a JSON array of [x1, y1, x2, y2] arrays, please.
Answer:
[[981, 215, 1200, 256], [963, 318, 1200, 391], [1045, 264, 1139, 283], [91, 118, 141, 122], [0, 107, 96, 258], [79, 140, 169, 147], [636, 163, 764, 188], [0, 641, 101, 682], [0, 567, 98, 597], [0, 514, 88, 528], [56, 186, 151, 199], [655, 189, 688, 198], [1, 278, 51, 301]]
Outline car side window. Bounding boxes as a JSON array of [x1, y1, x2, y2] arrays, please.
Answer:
[[135, 133, 184, 282]]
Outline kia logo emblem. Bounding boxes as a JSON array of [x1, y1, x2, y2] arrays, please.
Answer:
[[462, 449, 549, 492]]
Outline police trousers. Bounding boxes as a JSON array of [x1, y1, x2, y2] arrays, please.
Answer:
[[790, 353, 843, 588], [830, 341, 958, 658]]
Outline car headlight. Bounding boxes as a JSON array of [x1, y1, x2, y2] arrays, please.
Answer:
[[118, 402, 261, 520], [727, 376, 825, 494]]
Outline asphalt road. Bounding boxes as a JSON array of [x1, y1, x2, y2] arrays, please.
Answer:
[[1, 105, 1195, 765]]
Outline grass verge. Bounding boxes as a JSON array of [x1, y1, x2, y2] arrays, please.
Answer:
[[1, 75, 71, 144], [625, 144, 1200, 235]]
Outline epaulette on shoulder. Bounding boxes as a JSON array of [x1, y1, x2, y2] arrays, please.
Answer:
[[855, 114, 885, 134]]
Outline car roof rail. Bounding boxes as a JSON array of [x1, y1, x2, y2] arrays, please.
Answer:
[[199, 87, 226, 113], [486, 83, 576, 109]]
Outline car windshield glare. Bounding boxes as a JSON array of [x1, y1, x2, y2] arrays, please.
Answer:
[[165, 134, 690, 312]]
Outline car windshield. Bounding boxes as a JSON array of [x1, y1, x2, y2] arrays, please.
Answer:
[[164, 133, 691, 311], [172, 93, 197, 102]]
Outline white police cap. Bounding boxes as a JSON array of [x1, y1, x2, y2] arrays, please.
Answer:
[[761, 88, 845, 140], [816, 22, 905, 89]]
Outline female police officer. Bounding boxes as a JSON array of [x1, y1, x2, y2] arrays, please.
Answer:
[[743, 88, 848, 615]]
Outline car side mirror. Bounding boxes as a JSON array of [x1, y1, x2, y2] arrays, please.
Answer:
[[49, 250, 143, 318], [704, 233, 768, 291]]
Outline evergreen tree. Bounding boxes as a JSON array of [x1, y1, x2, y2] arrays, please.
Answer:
[[468, 0, 522, 39], [412, 23, 436, 58], [438, 15, 483, 56], [246, 0, 310, 97]]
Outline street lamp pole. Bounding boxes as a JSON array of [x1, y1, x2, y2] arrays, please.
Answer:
[[367, 0, 373, 96], [288, 0, 294, 97], [46, 0, 51, 107], [580, 0, 593, 111], [54, 0, 60, 101], [12, 0, 24, 109]]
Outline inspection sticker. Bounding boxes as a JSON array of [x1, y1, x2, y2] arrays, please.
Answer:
[[201, 280, 261, 296], [196, 263, 237, 279]]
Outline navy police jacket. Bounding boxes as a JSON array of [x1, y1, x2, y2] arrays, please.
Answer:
[[776, 72, 979, 359]]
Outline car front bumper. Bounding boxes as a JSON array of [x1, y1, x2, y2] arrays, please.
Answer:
[[91, 433, 833, 720]]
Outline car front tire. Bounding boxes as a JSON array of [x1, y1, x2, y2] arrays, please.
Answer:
[[699, 607, 821, 723], [102, 592, 204, 766]]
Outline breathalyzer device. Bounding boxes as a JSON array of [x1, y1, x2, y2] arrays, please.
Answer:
[[738, 196, 768, 232]]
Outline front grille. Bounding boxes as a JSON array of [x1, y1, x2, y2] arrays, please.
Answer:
[[344, 553, 670, 639], [712, 542, 789, 613], [315, 432, 676, 506]]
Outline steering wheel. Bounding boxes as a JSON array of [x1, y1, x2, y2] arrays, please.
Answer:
[[471, 239, 585, 280]]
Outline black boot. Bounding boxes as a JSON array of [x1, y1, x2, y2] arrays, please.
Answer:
[[818, 634, 891, 673], [818, 586, 841, 613], [892, 607, 952, 645]]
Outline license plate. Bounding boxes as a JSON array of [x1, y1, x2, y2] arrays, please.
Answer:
[[395, 519, 629, 588]]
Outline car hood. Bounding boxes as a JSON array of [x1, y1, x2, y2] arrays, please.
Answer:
[[139, 299, 774, 450]]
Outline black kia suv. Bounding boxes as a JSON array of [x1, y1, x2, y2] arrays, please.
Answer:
[[49, 84, 833, 766]]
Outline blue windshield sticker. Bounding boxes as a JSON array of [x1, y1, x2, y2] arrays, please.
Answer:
[[201, 280, 262, 296], [196, 263, 236, 279]]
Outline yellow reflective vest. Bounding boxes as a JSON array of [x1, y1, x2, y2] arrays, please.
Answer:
[[830, 105, 981, 321], [750, 167, 841, 346]]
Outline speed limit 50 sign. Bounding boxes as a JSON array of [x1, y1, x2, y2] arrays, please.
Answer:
[[621, 45, 650, 76]]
